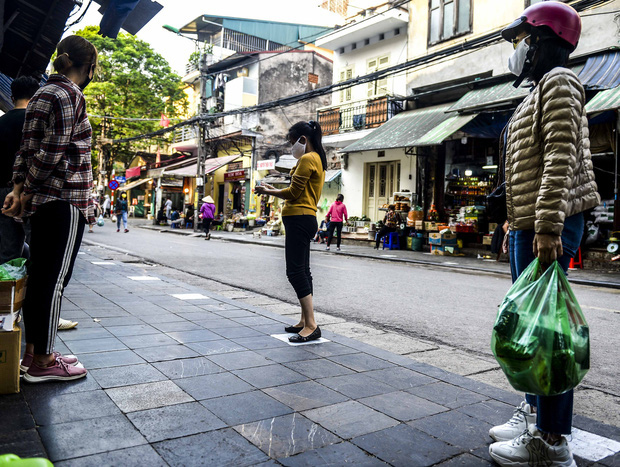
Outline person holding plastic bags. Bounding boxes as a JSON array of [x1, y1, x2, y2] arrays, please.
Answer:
[[1, 35, 98, 383], [487, 3, 600, 465]]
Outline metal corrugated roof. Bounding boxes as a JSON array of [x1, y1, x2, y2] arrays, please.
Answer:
[[585, 86, 620, 114], [341, 104, 454, 153], [416, 114, 479, 146], [448, 81, 530, 113], [325, 169, 342, 183], [577, 51, 620, 90]]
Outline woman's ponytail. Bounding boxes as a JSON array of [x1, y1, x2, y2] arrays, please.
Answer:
[[52, 35, 98, 75], [53, 53, 73, 75]]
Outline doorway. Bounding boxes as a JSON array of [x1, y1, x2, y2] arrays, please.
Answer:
[[365, 160, 400, 222]]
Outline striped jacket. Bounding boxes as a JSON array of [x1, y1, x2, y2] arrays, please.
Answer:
[[12, 74, 93, 220]]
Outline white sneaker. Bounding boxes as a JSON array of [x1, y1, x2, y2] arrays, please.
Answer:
[[58, 318, 78, 330], [326, 246, 330, 251], [489, 426, 576, 467], [489, 401, 536, 442]]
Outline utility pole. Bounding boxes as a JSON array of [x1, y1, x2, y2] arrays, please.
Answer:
[[194, 51, 209, 232]]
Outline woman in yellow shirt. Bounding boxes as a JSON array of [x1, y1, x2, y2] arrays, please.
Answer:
[[255, 121, 326, 342]]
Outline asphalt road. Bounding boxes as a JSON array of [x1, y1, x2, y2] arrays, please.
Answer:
[[82, 221, 620, 397]]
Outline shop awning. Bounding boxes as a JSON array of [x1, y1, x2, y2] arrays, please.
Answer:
[[341, 104, 456, 153], [118, 178, 152, 191], [261, 175, 290, 185], [325, 169, 342, 183], [166, 164, 199, 177], [416, 113, 479, 146], [577, 51, 620, 90], [448, 81, 531, 113], [585, 86, 620, 113]]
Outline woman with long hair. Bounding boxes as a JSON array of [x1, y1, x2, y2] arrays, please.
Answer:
[[2, 35, 98, 382], [488, 3, 599, 465], [255, 121, 326, 342]]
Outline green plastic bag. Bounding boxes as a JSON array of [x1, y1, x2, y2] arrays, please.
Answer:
[[491, 259, 589, 396], [0, 258, 27, 281]]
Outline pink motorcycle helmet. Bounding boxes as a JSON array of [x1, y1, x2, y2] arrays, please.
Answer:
[[502, 1, 581, 50]]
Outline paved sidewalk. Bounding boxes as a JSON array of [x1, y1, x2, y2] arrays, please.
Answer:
[[137, 220, 620, 289], [2, 248, 620, 466]]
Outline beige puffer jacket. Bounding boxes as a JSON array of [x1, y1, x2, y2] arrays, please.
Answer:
[[504, 67, 600, 235]]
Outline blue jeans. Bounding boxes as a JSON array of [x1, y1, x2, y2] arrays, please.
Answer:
[[116, 211, 128, 230], [508, 213, 584, 435]]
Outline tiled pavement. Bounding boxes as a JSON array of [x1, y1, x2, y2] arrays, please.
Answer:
[[2, 249, 620, 466]]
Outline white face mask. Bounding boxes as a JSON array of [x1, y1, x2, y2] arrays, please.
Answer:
[[291, 137, 306, 159], [508, 37, 530, 77]]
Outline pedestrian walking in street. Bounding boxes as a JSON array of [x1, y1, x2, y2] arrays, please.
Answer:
[[101, 193, 111, 217], [255, 121, 326, 342], [115, 192, 129, 232], [488, 3, 600, 465], [87, 193, 98, 233], [374, 205, 401, 249], [325, 194, 347, 251], [2, 35, 99, 383], [200, 195, 215, 240], [0, 76, 39, 263], [165, 196, 172, 219]]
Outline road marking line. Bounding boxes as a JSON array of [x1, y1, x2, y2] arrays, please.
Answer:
[[570, 427, 620, 461], [128, 276, 161, 281], [91, 261, 115, 265], [582, 305, 620, 314], [170, 293, 210, 300], [271, 333, 330, 346]]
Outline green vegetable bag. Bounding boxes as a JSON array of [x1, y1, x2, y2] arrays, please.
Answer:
[[491, 258, 589, 396]]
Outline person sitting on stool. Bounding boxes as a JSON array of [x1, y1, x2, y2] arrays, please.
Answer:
[[375, 204, 401, 249]]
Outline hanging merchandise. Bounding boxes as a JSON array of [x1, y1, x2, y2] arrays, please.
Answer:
[[491, 259, 590, 396]]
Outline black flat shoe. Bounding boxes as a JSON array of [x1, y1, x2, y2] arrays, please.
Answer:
[[284, 325, 303, 333], [289, 327, 321, 343]]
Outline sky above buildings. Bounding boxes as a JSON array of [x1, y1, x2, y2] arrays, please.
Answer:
[[66, 0, 342, 76]]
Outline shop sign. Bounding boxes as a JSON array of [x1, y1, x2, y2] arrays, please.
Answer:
[[228, 161, 243, 171], [126, 166, 141, 178], [115, 176, 127, 183], [224, 169, 247, 181], [256, 159, 275, 171], [308, 73, 319, 84]]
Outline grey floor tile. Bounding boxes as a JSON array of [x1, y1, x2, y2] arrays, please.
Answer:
[[230, 335, 290, 350], [253, 323, 292, 335], [279, 441, 389, 466], [303, 400, 399, 439], [138, 314, 186, 324], [201, 390, 293, 425], [105, 380, 193, 413], [0, 394, 35, 433], [352, 423, 461, 466], [186, 339, 247, 356], [167, 329, 223, 343], [104, 324, 160, 337], [364, 367, 437, 390], [174, 372, 254, 400], [257, 346, 319, 364], [434, 453, 494, 466], [77, 350, 145, 369], [118, 333, 179, 349], [318, 373, 397, 399], [409, 411, 495, 450], [284, 358, 354, 379], [264, 381, 349, 411], [328, 353, 395, 372], [39, 414, 147, 462], [28, 389, 120, 426], [94, 316, 145, 327], [213, 309, 257, 318], [207, 350, 272, 371], [456, 400, 517, 426], [407, 382, 490, 410], [192, 318, 244, 329], [233, 364, 308, 389], [57, 326, 112, 341], [303, 342, 359, 358], [0, 428, 47, 459], [235, 413, 341, 459], [232, 316, 281, 327], [54, 444, 167, 467], [150, 321, 203, 332], [133, 344, 199, 362], [65, 337, 127, 353], [21, 374, 101, 400], [359, 391, 448, 422], [212, 326, 264, 339], [127, 401, 226, 442], [154, 429, 269, 466], [153, 357, 224, 379], [89, 363, 167, 388]]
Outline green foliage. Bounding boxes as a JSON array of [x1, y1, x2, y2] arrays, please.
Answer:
[[75, 26, 188, 166]]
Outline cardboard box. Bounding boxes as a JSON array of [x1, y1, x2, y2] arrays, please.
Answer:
[[429, 233, 442, 245], [424, 222, 438, 231], [483, 235, 493, 245], [415, 220, 424, 230], [0, 277, 27, 313], [0, 325, 21, 394], [429, 232, 457, 246], [489, 222, 498, 234], [430, 245, 460, 256]]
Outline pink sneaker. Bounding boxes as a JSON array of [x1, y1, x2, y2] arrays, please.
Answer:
[[20, 352, 79, 373], [24, 357, 87, 383]]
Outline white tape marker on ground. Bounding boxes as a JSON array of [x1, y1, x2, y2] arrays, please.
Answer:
[[170, 293, 210, 300], [91, 261, 116, 265], [271, 333, 330, 346], [128, 276, 161, 281]]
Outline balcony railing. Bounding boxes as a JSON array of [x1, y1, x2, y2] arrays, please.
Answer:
[[317, 97, 402, 136], [172, 126, 197, 144]]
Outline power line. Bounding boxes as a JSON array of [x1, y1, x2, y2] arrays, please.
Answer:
[[112, 0, 611, 144]]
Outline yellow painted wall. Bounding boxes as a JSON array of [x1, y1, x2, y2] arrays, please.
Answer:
[[209, 143, 253, 213]]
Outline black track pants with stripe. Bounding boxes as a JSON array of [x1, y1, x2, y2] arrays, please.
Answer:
[[24, 201, 85, 354]]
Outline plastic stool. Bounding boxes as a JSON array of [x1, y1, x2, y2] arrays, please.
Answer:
[[185, 221, 193, 229], [569, 247, 583, 269], [383, 232, 400, 250]]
